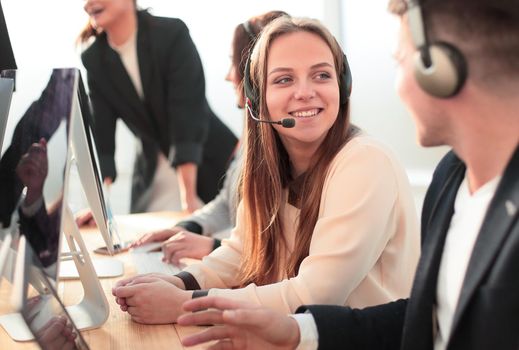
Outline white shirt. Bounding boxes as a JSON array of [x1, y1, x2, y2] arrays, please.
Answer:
[[110, 30, 144, 99], [434, 175, 500, 350], [290, 313, 319, 350]]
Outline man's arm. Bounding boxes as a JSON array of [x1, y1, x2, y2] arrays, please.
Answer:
[[177, 296, 407, 350], [299, 299, 408, 350]]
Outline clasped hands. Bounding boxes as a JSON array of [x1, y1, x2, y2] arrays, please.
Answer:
[[112, 276, 302, 349], [112, 273, 192, 324]]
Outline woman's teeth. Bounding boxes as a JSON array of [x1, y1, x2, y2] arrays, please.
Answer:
[[291, 109, 321, 118]]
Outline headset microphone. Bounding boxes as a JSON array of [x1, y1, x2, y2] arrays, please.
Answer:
[[246, 99, 296, 128]]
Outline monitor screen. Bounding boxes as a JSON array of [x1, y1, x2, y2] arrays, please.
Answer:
[[0, 1, 17, 87], [0, 68, 74, 281], [0, 77, 14, 155], [72, 72, 122, 252], [0, 230, 12, 288], [0, 1, 16, 71], [76, 73, 108, 223]]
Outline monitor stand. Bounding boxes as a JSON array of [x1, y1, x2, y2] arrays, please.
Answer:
[[0, 205, 110, 341], [59, 257, 123, 279]]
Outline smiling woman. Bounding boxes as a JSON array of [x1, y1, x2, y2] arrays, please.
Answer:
[[264, 31, 341, 169], [112, 16, 420, 325]]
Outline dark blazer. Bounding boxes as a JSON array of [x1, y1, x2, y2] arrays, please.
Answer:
[[298, 145, 519, 350], [81, 10, 237, 212]]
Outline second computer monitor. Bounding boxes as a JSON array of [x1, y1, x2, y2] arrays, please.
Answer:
[[70, 70, 121, 254], [0, 68, 73, 282], [0, 77, 14, 155]]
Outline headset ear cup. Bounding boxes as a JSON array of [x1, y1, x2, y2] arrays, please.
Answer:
[[340, 54, 353, 104], [243, 56, 259, 115], [413, 42, 467, 98]]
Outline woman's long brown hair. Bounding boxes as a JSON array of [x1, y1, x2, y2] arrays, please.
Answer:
[[238, 17, 357, 287]]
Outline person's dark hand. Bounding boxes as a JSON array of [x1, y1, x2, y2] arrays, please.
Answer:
[[16, 138, 48, 205], [36, 315, 78, 350]]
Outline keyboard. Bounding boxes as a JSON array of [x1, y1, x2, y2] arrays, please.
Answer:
[[129, 251, 181, 275]]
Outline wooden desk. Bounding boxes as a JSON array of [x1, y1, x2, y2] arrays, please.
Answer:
[[0, 211, 209, 350]]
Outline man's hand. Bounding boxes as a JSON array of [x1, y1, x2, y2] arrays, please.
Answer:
[[178, 296, 300, 350]]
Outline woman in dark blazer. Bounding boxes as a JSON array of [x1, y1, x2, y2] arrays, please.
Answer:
[[78, 0, 237, 213]]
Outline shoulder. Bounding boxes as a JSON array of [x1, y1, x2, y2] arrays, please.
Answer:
[[80, 34, 106, 67], [420, 150, 462, 234], [425, 150, 464, 203], [422, 150, 463, 209], [323, 133, 409, 198], [137, 10, 189, 38], [431, 150, 463, 183], [331, 133, 404, 175]]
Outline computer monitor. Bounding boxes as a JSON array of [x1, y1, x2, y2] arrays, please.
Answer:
[[0, 68, 110, 341], [56, 69, 123, 279], [0, 1, 17, 88], [0, 231, 12, 289], [14, 235, 90, 349], [0, 66, 122, 269], [72, 71, 123, 255], [0, 77, 14, 154], [0, 68, 73, 281]]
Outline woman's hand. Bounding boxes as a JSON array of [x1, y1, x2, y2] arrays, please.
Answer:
[[130, 227, 183, 248], [178, 296, 301, 350], [162, 231, 215, 264], [114, 273, 185, 290], [182, 193, 203, 214], [176, 162, 202, 213], [113, 273, 186, 311], [112, 276, 192, 324], [74, 208, 96, 228]]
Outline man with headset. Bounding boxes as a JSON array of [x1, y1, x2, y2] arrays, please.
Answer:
[[175, 0, 519, 349]]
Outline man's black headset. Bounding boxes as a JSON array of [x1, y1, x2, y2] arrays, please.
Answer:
[[407, 0, 467, 98], [243, 47, 353, 128]]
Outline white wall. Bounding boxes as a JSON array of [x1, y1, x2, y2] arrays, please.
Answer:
[[1, 0, 445, 214], [340, 1, 449, 211]]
